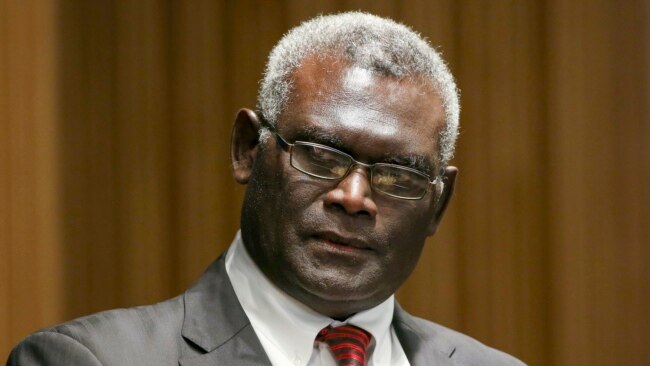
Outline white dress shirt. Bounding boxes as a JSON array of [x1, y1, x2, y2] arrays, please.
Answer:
[[225, 231, 410, 366]]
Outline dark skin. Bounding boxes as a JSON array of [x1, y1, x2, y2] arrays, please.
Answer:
[[231, 56, 458, 319]]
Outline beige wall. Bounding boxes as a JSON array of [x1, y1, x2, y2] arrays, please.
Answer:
[[2, 1, 649, 365]]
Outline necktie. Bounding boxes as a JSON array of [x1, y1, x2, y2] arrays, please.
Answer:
[[316, 324, 372, 366]]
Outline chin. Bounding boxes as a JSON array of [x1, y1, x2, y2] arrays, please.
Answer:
[[301, 286, 387, 319], [288, 270, 388, 313]]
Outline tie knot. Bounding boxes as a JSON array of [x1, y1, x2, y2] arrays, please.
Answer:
[[316, 325, 372, 366]]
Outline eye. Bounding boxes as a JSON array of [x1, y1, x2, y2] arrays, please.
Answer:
[[374, 170, 411, 190], [330, 165, 348, 176], [308, 145, 338, 162], [292, 143, 351, 179]]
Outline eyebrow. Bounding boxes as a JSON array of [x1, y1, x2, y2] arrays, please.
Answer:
[[383, 154, 433, 176], [294, 126, 344, 147]]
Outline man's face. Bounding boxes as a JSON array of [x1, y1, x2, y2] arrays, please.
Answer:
[[236, 56, 451, 319]]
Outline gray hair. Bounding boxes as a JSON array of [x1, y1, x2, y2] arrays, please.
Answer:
[[257, 11, 460, 165]]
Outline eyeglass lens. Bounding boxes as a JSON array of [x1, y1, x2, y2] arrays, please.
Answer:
[[290, 142, 430, 199]]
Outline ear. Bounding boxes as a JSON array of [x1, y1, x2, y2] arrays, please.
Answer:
[[426, 166, 458, 236], [231, 108, 262, 184]]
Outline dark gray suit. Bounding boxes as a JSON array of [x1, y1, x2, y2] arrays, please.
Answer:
[[7, 255, 525, 365]]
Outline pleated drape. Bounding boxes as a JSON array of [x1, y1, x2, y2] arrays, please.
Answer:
[[2, 1, 649, 365]]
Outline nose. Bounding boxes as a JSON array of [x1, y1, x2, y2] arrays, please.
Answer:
[[324, 166, 378, 218]]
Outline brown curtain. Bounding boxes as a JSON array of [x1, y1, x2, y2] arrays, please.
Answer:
[[2, 1, 649, 365]]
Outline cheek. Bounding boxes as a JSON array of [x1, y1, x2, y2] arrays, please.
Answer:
[[381, 199, 436, 234], [383, 231, 427, 285], [380, 205, 432, 263], [250, 152, 326, 233], [242, 152, 294, 233], [282, 171, 331, 209]]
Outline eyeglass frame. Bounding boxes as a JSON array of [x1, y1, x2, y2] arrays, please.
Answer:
[[262, 124, 444, 201]]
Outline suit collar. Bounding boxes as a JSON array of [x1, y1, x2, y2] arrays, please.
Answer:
[[178, 254, 458, 366], [393, 302, 458, 365], [180, 255, 272, 366]]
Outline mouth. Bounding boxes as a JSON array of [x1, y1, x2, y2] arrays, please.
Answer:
[[312, 232, 373, 252]]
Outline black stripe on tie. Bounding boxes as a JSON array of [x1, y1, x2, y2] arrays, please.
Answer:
[[316, 325, 371, 366]]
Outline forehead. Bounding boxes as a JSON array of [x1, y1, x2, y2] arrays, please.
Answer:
[[278, 56, 445, 163]]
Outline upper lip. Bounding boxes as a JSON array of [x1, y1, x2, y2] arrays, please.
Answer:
[[313, 231, 374, 250]]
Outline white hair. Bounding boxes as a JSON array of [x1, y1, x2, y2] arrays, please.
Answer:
[[258, 11, 460, 165]]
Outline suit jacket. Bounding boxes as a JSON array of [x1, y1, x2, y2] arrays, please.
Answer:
[[7, 255, 525, 365]]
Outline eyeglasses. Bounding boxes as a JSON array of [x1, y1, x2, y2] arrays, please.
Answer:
[[268, 129, 442, 200]]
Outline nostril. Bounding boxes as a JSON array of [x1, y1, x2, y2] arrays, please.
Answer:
[[327, 201, 372, 217], [355, 210, 372, 218], [330, 202, 346, 213]]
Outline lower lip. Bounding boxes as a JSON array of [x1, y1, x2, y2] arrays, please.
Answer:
[[316, 238, 365, 252]]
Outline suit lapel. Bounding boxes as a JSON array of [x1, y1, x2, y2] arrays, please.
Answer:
[[393, 303, 458, 366], [179, 255, 272, 366], [177, 255, 461, 366], [178, 325, 270, 366]]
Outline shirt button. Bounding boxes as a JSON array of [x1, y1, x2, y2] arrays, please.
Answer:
[[293, 357, 301, 366]]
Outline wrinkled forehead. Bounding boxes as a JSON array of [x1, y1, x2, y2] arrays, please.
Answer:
[[278, 55, 446, 167], [289, 53, 439, 100], [286, 56, 443, 135]]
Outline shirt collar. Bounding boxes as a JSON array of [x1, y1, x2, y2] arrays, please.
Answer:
[[225, 230, 395, 365]]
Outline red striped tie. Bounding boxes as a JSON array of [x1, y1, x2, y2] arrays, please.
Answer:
[[316, 325, 372, 366]]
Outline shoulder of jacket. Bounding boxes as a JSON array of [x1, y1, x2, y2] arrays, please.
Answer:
[[398, 313, 527, 366], [8, 295, 185, 366], [7, 327, 102, 365], [52, 294, 185, 340]]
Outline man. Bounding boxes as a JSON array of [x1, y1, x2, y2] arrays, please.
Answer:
[[8, 12, 525, 366]]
